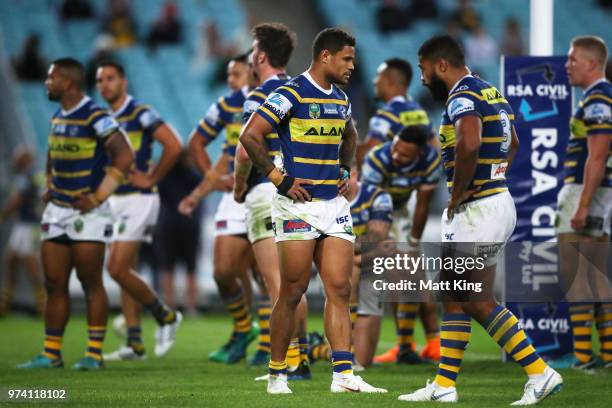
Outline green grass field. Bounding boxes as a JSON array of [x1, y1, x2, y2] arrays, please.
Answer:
[[0, 314, 610, 407]]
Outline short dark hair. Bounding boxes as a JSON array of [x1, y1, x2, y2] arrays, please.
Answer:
[[232, 50, 250, 64], [383, 58, 413, 88], [52, 57, 86, 90], [252, 23, 296, 68], [97, 60, 125, 77], [312, 28, 355, 60], [571, 35, 608, 68], [418, 35, 465, 68], [397, 125, 429, 147]]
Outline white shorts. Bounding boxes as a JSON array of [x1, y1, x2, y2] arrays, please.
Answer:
[[271, 194, 355, 243], [214, 192, 247, 236], [441, 191, 516, 265], [390, 203, 412, 241], [357, 274, 384, 317], [109, 194, 160, 243], [41, 201, 114, 243], [245, 182, 275, 244], [7, 222, 39, 256], [556, 184, 612, 237]]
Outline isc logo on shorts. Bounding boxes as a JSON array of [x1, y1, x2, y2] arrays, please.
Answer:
[[283, 219, 311, 233], [336, 215, 349, 224]]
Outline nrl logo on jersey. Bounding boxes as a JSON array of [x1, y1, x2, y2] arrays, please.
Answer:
[[308, 103, 321, 119]]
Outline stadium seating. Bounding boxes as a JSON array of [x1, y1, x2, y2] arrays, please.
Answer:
[[0, 0, 247, 162]]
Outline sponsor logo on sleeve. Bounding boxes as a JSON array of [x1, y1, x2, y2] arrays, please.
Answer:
[[447, 97, 475, 121]]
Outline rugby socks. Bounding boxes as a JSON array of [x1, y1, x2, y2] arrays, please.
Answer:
[[331, 350, 353, 377], [42, 328, 64, 361], [86, 325, 106, 361], [299, 336, 310, 364], [310, 343, 331, 361], [569, 302, 595, 364], [147, 298, 176, 326], [256, 295, 272, 353], [127, 326, 145, 355], [484, 305, 547, 377], [434, 313, 471, 388], [222, 289, 252, 334], [349, 302, 358, 327], [286, 338, 301, 369], [397, 303, 419, 355], [596, 303, 612, 363], [268, 360, 288, 376]]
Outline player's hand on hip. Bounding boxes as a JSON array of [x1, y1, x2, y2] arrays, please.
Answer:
[[178, 194, 198, 216], [571, 206, 588, 230], [338, 178, 350, 196], [42, 189, 52, 203], [233, 183, 247, 203], [72, 194, 98, 213], [287, 178, 313, 203], [447, 188, 479, 220], [128, 170, 155, 189]]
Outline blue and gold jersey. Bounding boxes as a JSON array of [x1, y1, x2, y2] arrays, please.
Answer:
[[256, 72, 352, 200], [564, 79, 612, 187], [350, 183, 393, 237], [48, 96, 120, 206], [195, 87, 247, 173], [440, 74, 514, 202], [243, 74, 288, 186], [113, 95, 164, 195], [367, 95, 432, 142], [361, 141, 441, 209]]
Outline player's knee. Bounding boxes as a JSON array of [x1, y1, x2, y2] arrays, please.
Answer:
[[326, 280, 351, 303], [107, 260, 128, 282], [44, 277, 68, 295], [282, 280, 308, 308]]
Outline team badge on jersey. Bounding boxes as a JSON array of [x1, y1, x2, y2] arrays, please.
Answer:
[[308, 103, 321, 119]]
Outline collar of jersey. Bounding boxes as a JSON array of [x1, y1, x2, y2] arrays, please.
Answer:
[[303, 70, 334, 95], [584, 77, 608, 94], [262, 73, 288, 86], [448, 73, 473, 95], [111, 94, 133, 117], [389, 95, 407, 104], [60, 95, 90, 116]]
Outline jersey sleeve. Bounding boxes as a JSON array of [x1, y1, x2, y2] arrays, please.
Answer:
[[255, 86, 296, 127], [137, 106, 164, 132], [367, 111, 394, 142], [195, 100, 225, 142], [369, 189, 393, 223], [90, 110, 120, 139], [422, 149, 443, 186], [361, 147, 387, 186], [582, 93, 612, 136], [446, 92, 481, 124]]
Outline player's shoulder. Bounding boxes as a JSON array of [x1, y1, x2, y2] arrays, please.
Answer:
[[219, 88, 246, 113], [584, 80, 612, 104], [371, 140, 391, 157], [83, 98, 113, 123]]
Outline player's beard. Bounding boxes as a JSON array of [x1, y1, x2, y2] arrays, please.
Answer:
[[425, 72, 449, 101], [47, 91, 60, 101]]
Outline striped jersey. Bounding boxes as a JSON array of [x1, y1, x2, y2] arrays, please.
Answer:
[[113, 95, 164, 195], [48, 96, 120, 206], [350, 183, 393, 236], [440, 74, 514, 202], [256, 72, 352, 200], [243, 74, 287, 186], [367, 95, 432, 142], [196, 86, 247, 173], [361, 141, 442, 209], [564, 79, 612, 187]]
